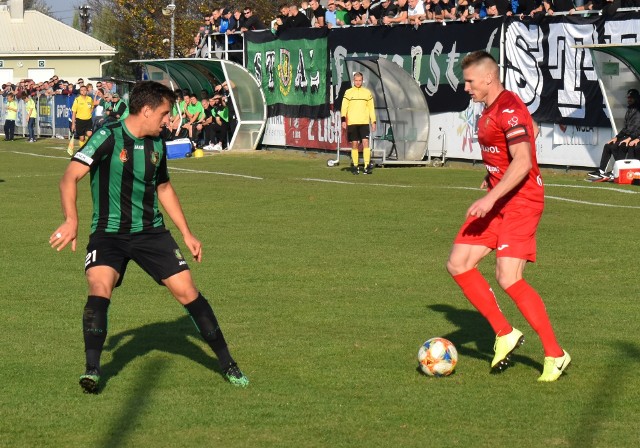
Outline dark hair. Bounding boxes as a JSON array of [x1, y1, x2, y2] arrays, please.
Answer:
[[627, 88, 639, 100], [128, 81, 177, 115], [461, 50, 498, 70]]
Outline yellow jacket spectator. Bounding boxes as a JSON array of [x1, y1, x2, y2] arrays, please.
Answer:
[[4, 93, 18, 141], [24, 94, 38, 142]]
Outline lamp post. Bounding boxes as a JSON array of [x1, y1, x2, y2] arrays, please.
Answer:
[[163, 2, 176, 58], [79, 4, 91, 34]]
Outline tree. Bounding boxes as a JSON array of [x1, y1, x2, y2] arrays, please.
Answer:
[[24, 0, 51, 14]]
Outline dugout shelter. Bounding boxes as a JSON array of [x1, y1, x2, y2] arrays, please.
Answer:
[[576, 44, 640, 135], [343, 56, 432, 166], [132, 58, 267, 151], [576, 44, 640, 171]]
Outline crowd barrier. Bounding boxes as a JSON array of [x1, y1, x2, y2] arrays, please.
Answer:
[[0, 94, 77, 139]]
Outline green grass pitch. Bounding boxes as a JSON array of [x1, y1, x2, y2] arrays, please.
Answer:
[[1, 139, 639, 447]]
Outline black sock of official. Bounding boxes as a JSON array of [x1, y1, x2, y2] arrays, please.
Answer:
[[184, 293, 234, 370], [83, 295, 110, 372]]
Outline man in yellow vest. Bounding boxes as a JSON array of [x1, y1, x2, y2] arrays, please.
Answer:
[[70, 85, 95, 154], [3, 92, 18, 141], [340, 72, 377, 174]]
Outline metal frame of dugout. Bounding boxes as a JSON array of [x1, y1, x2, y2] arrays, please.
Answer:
[[132, 58, 267, 151], [343, 56, 439, 167]]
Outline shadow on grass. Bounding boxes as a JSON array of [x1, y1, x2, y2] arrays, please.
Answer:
[[569, 340, 640, 448], [97, 357, 167, 448], [98, 315, 222, 392], [428, 304, 542, 372]]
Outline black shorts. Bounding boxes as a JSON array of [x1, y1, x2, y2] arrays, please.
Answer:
[[85, 229, 190, 287], [76, 118, 93, 138], [347, 124, 370, 142]]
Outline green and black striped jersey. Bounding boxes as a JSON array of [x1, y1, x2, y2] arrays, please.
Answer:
[[72, 120, 170, 234]]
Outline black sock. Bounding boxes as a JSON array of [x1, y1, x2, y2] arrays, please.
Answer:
[[184, 293, 234, 369], [83, 295, 110, 372]]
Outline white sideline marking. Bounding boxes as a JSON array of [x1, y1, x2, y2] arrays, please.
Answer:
[[299, 178, 413, 188], [545, 195, 640, 209], [9, 150, 68, 159], [169, 166, 263, 180], [546, 183, 639, 194]]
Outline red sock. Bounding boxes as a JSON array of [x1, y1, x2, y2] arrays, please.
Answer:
[[452, 268, 511, 336], [506, 279, 563, 357]]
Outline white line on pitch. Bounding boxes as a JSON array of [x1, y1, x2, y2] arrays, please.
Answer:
[[545, 195, 640, 209], [546, 183, 639, 194], [299, 178, 413, 188], [9, 151, 69, 159], [169, 167, 263, 180]]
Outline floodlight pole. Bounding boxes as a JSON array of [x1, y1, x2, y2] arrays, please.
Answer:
[[170, 2, 175, 59]]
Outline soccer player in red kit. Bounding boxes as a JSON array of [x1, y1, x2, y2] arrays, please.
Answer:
[[446, 51, 570, 382]]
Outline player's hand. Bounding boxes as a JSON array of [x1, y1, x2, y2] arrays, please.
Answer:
[[466, 196, 495, 219], [183, 233, 202, 263], [49, 222, 77, 252]]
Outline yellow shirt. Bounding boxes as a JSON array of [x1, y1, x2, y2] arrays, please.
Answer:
[[340, 86, 376, 126], [72, 95, 94, 120], [5, 100, 18, 120], [26, 98, 37, 119]]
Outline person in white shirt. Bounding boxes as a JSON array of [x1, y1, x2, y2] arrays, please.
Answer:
[[407, 0, 426, 25]]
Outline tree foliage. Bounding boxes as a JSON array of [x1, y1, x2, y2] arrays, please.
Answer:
[[24, 0, 51, 14]]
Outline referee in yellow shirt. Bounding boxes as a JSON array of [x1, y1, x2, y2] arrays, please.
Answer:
[[71, 85, 95, 152], [340, 72, 377, 174]]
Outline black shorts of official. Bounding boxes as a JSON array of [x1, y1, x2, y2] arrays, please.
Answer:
[[75, 118, 93, 138], [85, 229, 190, 287], [347, 124, 370, 142]]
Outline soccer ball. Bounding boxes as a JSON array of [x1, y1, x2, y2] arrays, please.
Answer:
[[418, 337, 458, 377]]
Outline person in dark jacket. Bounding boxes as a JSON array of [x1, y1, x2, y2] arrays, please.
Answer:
[[275, 2, 312, 32], [588, 88, 640, 180]]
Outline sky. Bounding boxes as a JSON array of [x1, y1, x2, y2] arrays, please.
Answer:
[[44, 0, 78, 25]]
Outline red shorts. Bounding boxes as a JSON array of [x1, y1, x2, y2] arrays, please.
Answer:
[[453, 202, 543, 262]]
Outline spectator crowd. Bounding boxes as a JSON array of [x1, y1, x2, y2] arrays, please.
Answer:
[[1, 75, 123, 143], [191, 0, 640, 45]]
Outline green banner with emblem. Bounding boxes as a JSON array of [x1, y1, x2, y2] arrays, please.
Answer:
[[245, 28, 330, 119]]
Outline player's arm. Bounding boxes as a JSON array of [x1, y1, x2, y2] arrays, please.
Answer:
[[340, 93, 350, 128], [71, 108, 77, 132], [157, 181, 202, 262], [467, 141, 531, 218], [368, 93, 377, 132], [49, 161, 90, 252]]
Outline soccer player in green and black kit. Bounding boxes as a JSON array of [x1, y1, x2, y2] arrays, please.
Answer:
[[49, 81, 249, 393]]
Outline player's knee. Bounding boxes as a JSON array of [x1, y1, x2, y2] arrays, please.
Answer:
[[495, 271, 519, 290], [446, 257, 469, 277]]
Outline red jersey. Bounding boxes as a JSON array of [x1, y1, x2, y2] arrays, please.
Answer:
[[477, 90, 544, 208]]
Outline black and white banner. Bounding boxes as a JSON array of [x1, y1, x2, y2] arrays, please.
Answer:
[[504, 12, 640, 127], [328, 20, 502, 114]]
